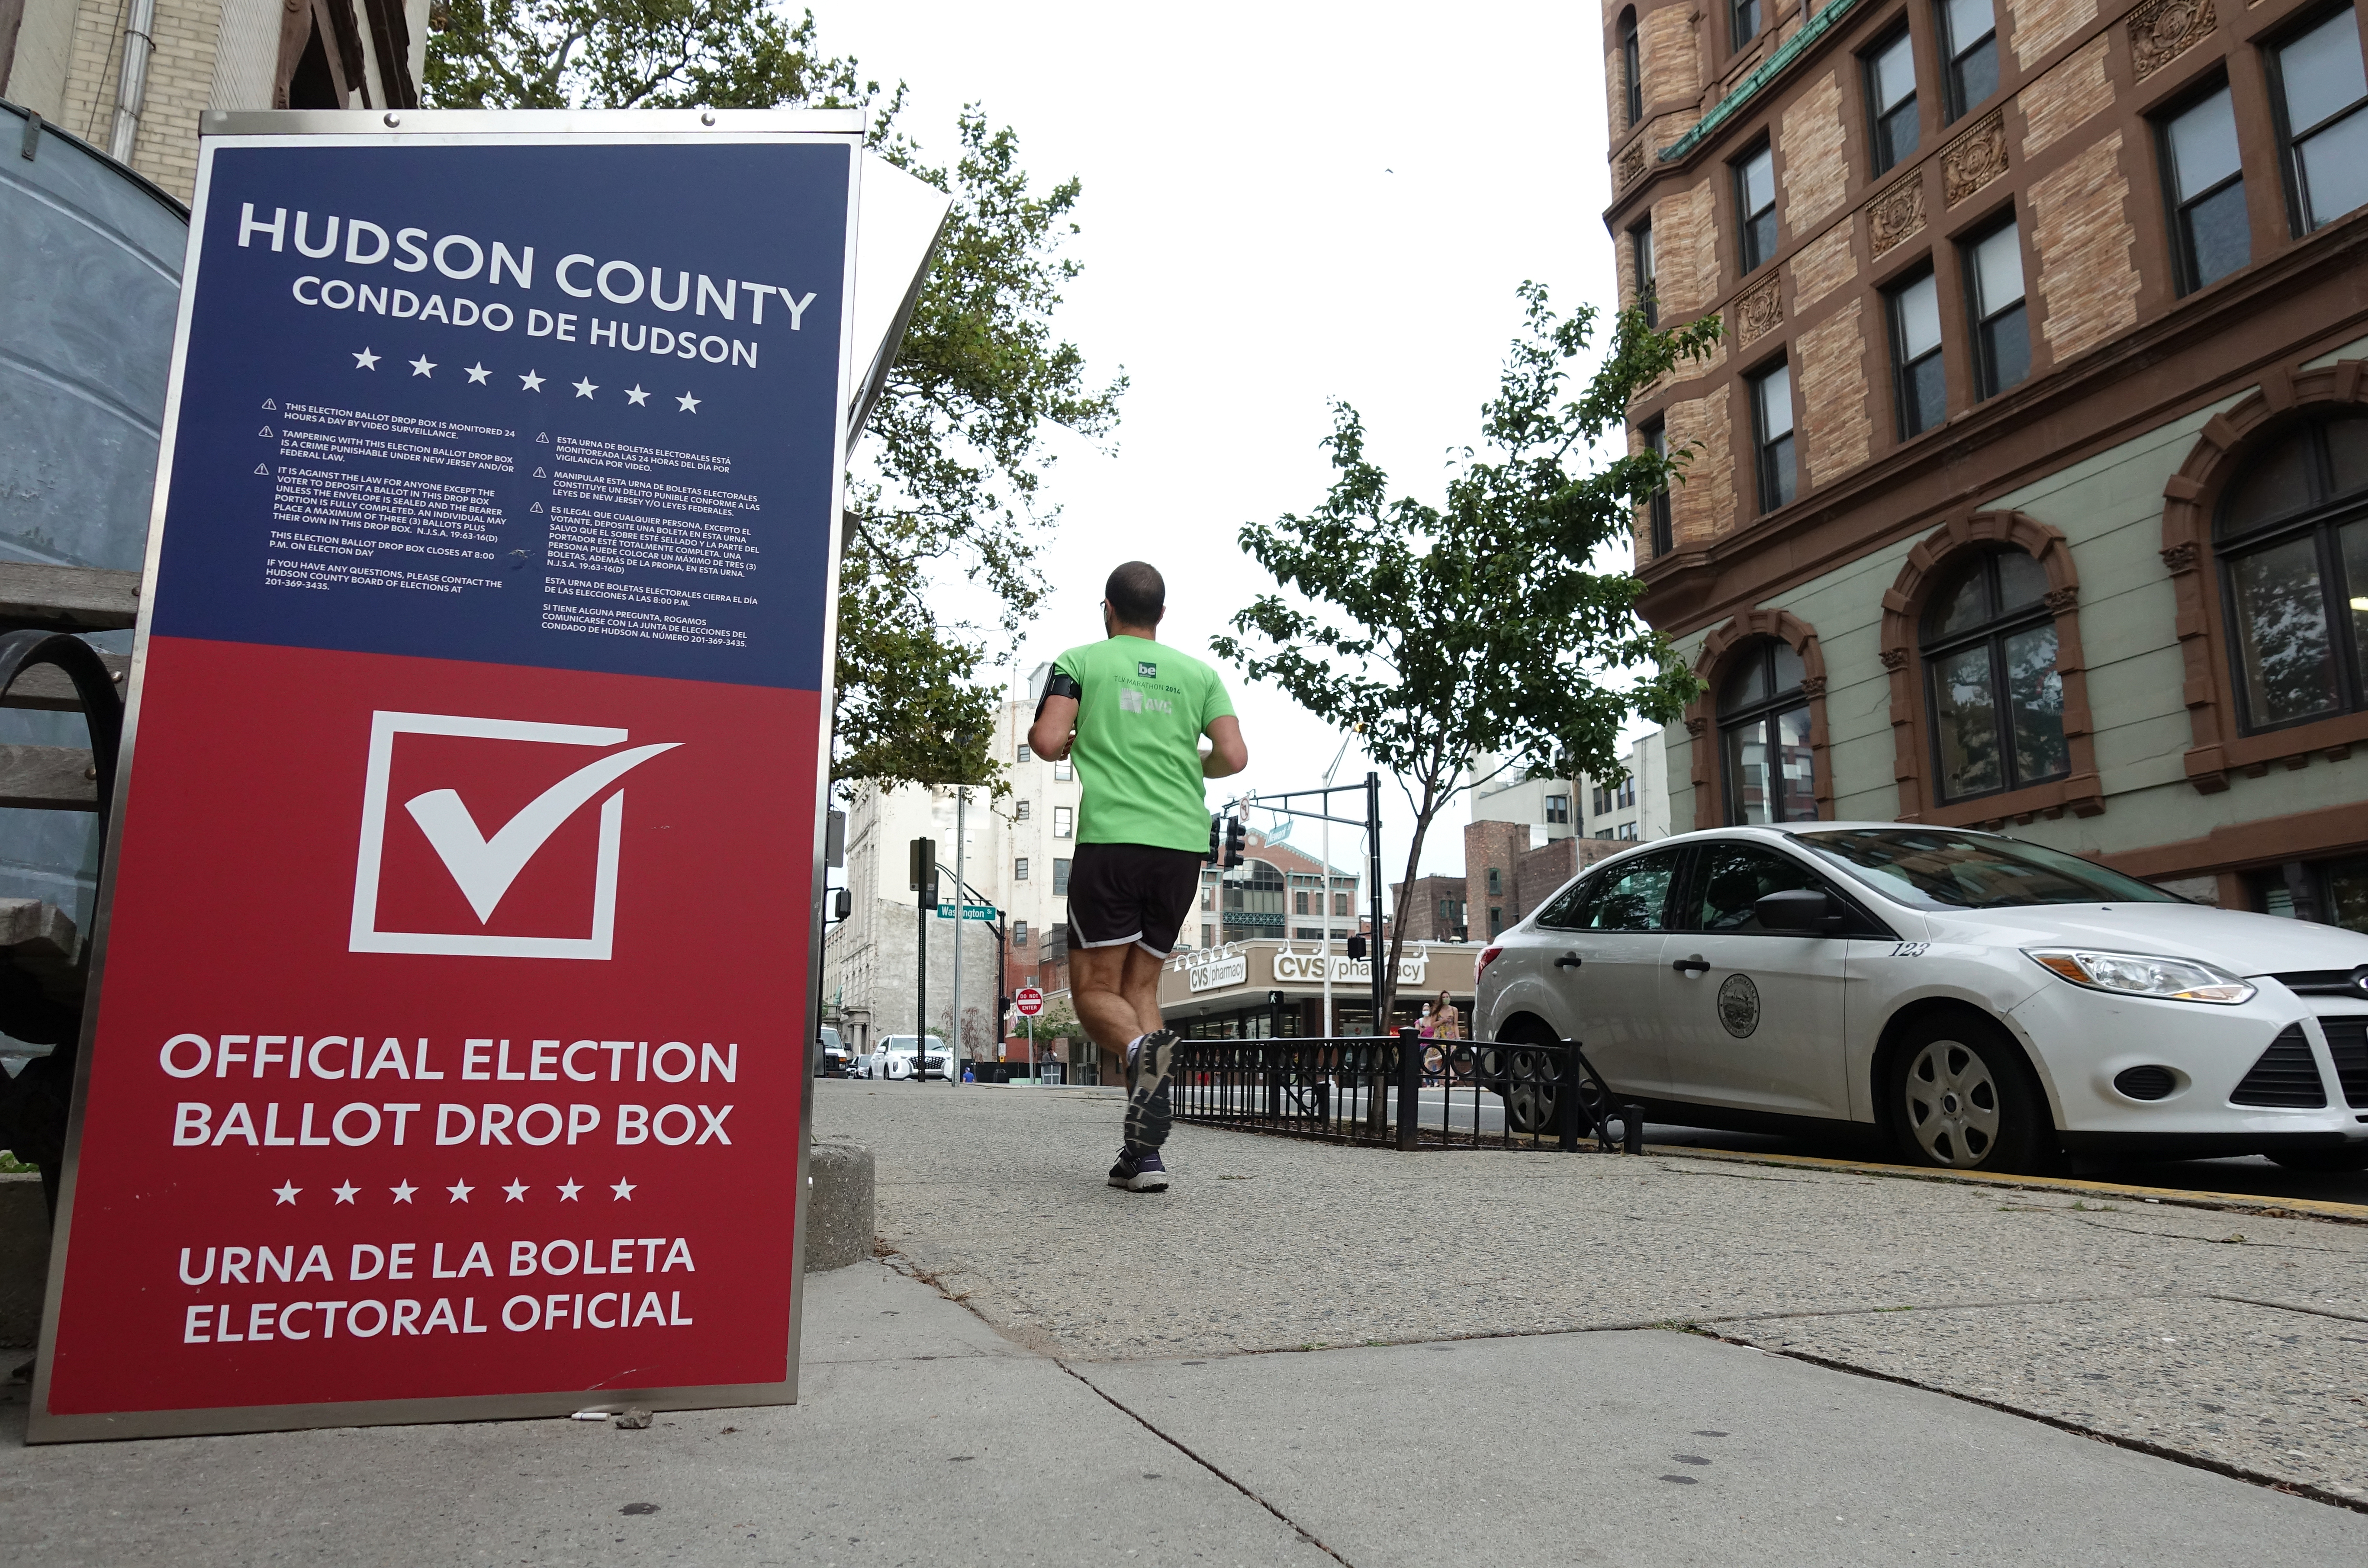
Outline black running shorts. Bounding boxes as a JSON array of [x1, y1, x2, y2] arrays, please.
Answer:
[[1065, 842, 1205, 958]]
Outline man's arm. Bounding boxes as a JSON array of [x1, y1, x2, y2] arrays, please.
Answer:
[[1028, 695, 1078, 761], [1201, 715, 1248, 778]]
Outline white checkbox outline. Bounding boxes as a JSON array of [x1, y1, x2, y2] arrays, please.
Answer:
[[350, 711, 652, 960]]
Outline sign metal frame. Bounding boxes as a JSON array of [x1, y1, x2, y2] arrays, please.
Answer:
[[27, 108, 868, 1443]]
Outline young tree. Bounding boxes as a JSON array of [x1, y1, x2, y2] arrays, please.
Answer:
[[1213, 285, 1721, 1027], [426, 2, 1124, 790]]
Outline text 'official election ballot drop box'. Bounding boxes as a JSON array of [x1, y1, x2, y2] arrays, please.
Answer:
[[28, 109, 946, 1442]]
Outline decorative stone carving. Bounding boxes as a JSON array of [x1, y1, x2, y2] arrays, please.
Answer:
[[1734, 275, 1783, 346], [1879, 647, 1910, 672], [1618, 140, 1649, 189], [1799, 675, 1828, 698], [1867, 172, 1925, 258], [2160, 541, 2200, 572], [1684, 715, 1709, 738], [2043, 585, 2080, 613], [2130, 0, 2216, 82], [1943, 111, 2008, 206]]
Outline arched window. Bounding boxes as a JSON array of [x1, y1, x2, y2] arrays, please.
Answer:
[[1619, 9, 1643, 127], [1718, 641, 1815, 823], [1920, 550, 2068, 802], [2214, 413, 2368, 731]]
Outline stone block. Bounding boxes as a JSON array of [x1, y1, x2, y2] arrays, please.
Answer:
[[2030, 132, 2139, 364], [0, 1172, 48, 1348], [806, 1137, 874, 1272]]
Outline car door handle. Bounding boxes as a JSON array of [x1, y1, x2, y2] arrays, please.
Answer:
[[1671, 954, 1710, 975], [1554, 951, 1583, 969]]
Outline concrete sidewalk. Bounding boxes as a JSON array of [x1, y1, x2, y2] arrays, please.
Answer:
[[3, 1255, 2361, 1565], [832, 1080, 2368, 1504]]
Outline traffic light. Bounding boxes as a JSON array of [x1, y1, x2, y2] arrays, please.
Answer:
[[1345, 934, 1367, 960], [1223, 815, 1246, 869], [1207, 813, 1223, 865], [831, 887, 852, 921], [908, 836, 934, 892]]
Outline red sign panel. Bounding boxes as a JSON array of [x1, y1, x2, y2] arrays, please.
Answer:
[[1013, 987, 1044, 1018]]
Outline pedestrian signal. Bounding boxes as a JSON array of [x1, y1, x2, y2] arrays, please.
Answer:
[[1223, 815, 1246, 870]]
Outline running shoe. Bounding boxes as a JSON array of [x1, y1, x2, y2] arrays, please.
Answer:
[[1106, 1145, 1171, 1193], [1123, 1029, 1180, 1150]]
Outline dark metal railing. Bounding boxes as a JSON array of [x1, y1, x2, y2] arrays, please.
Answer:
[[1170, 1028, 1645, 1153]]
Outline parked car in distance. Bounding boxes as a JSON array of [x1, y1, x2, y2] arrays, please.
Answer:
[[817, 1026, 848, 1077], [1474, 823, 2368, 1175], [874, 1035, 952, 1081]]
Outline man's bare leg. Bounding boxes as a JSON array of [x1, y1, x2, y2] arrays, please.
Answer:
[[1069, 945, 1141, 1072]]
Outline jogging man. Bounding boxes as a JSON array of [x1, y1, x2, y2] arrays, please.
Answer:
[[1028, 562, 1247, 1192]]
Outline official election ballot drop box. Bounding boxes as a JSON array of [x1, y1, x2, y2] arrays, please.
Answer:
[[27, 110, 939, 1442]]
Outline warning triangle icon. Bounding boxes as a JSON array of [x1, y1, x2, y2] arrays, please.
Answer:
[[530, 501, 544, 513], [536, 432, 550, 443], [261, 398, 277, 411], [254, 463, 269, 476], [534, 467, 547, 478], [258, 426, 273, 438]]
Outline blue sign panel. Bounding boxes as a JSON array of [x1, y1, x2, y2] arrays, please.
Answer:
[[151, 139, 849, 691]]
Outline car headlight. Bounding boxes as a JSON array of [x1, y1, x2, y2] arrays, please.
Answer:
[[2024, 949, 2256, 1005]]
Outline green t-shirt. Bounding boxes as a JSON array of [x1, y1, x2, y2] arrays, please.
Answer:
[[1052, 636, 1235, 852]]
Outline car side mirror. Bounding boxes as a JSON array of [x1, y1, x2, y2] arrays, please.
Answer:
[[1755, 888, 1846, 934]]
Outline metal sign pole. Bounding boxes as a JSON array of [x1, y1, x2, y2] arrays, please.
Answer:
[[951, 787, 965, 1082], [1367, 771, 1385, 1035]]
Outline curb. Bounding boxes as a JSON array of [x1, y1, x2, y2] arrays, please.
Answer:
[[1644, 1143, 2368, 1225]]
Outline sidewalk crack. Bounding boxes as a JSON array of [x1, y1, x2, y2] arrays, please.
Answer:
[[1055, 1363, 1358, 1567]]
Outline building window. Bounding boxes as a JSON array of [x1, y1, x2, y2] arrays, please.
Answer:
[[1631, 222, 1657, 327], [1052, 805, 1073, 838], [1545, 794, 1570, 824], [2252, 854, 2368, 931], [1294, 890, 1309, 915], [1201, 923, 1216, 947], [1965, 220, 2030, 397], [1488, 906, 1505, 938], [1618, 822, 1641, 841], [2271, 7, 2368, 235], [1015, 799, 1031, 820], [1052, 858, 1072, 896], [1920, 550, 2069, 802], [2214, 413, 2368, 731], [1597, 828, 1616, 840], [1941, 0, 1998, 122], [1866, 28, 1920, 175], [1014, 856, 1030, 880], [1332, 892, 1349, 916], [1887, 268, 1947, 438], [1054, 758, 1073, 780], [1620, 7, 1643, 127], [1617, 777, 1637, 809], [1732, 0, 1762, 49], [1014, 919, 1029, 946], [1750, 360, 1797, 511], [1017, 742, 1033, 762], [1642, 418, 1673, 557], [1593, 782, 1612, 816], [1201, 883, 1214, 910], [1718, 639, 1816, 824], [1486, 867, 1503, 896], [1735, 143, 1777, 272], [2161, 84, 2249, 293]]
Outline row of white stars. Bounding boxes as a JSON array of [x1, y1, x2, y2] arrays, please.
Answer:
[[270, 1178, 636, 1205], [351, 348, 698, 411]]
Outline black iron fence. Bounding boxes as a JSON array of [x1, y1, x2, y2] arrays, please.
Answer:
[[1170, 1028, 1645, 1153]]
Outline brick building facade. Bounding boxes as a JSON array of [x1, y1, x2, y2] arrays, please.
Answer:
[[1613, 0, 2368, 927], [3, 0, 426, 203]]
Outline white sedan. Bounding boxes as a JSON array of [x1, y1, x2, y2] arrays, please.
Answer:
[[1474, 824, 2368, 1174]]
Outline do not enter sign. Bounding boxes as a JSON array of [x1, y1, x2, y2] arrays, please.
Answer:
[[1013, 987, 1044, 1018]]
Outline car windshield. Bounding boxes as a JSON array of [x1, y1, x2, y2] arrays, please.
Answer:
[[1797, 828, 2183, 910]]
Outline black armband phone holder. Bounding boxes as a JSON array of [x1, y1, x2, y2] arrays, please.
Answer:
[[1034, 670, 1082, 719]]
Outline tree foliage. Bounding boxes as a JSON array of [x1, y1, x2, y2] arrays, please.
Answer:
[[425, 3, 1124, 789], [1213, 286, 1721, 1025]]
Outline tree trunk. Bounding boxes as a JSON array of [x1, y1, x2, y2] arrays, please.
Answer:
[[1376, 762, 1446, 1031]]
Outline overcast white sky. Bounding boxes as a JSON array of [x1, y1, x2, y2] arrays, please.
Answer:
[[829, 1, 1622, 883]]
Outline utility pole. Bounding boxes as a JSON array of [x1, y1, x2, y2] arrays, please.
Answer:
[[910, 836, 933, 1085], [951, 786, 965, 1084], [1367, 770, 1384, 1035]]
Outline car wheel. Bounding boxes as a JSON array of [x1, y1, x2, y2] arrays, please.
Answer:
[[1888, 1012, 2058, 1174], [2267, 1145, 2368, 1173]]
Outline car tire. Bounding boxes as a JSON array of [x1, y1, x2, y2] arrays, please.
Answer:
[[2266, 1145, 2368, 1173], [1886, 1011, 2060, 1175]]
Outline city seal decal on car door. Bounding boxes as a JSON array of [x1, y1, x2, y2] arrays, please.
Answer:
[[1717, 973, 1761, 1038]]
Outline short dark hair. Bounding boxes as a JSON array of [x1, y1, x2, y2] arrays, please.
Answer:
[[1106, 561, 1165, 626]]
